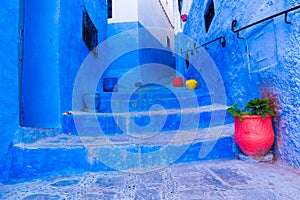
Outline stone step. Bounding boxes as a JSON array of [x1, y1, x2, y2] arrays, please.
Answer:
[[1, 124, 235, 183], [62, 104, 233, 135], [99, 92, 211, 113], [96, 85, 210, 113]]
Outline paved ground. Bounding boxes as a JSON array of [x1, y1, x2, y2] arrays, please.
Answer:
[[1, 160, 300, 200]]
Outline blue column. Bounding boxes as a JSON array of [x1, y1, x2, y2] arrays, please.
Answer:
[[22, 0, 61, 128]]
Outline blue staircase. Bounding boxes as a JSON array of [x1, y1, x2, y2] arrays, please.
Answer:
[[1, 84, 235, 183]]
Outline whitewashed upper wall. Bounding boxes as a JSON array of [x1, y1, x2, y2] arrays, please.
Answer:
[[138, 0, 174, 29], [108, 0, 138, 23], [138, 0, 175, 50], [107, 0, 175, 50]]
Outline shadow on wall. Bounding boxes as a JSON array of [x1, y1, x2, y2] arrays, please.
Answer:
[[260, 84, 281, 157]]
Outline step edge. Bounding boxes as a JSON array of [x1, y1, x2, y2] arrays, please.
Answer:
[[15, 124, 234, 149], [68, 104, 229, 117]]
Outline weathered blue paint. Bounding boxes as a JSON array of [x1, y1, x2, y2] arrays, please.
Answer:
[[0, 0, 20, 161], [0, 0, 107, 176], [21, 0, 107, 128], [2, 0, 300, 184], [97, 86, 210, 113], [61, 81, 232, 137], [1, 133, 234, 183], [108, 22, 141, 38], [62, 106, 233, 136], [104, 22, 176, 90], [105, 22, 141, 83], [183, 0, 300, 168], [22, 0, 61, 128], [58, 0, 107, 115]]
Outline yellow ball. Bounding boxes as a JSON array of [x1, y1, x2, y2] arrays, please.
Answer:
[[185, 79, 197, 90]]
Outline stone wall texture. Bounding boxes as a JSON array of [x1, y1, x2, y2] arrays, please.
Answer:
[[182, 0, 300, 168], [21, 0, 107, 127], [58, 0, 107, 114], [1, 0, 300, 171], [0, 0, 107, 159], [0, 0, 20, 160]]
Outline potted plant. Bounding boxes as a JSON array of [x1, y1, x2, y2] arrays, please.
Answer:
[[227, 98, 275, 156]]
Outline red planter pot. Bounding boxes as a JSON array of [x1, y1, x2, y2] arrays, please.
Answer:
[[234, 115, 274, 156]]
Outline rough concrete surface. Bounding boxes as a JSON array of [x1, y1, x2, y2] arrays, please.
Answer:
[[1, 160, 300, 199]]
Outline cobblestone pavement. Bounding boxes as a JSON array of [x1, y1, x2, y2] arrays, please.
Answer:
[[1, 160, 300, 200]]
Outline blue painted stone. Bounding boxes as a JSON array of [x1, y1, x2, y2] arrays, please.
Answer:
[[23, 194, 60, 200], [95, 176, 124, 187], [0, 0, 20, 163], [182, 0, 300, 169], [98, 87, 211, 113], [175, 137, 235, 163], [2, 0, 300, 180], [2, 129, 234, 182], [50, 179, 80, 187], [62, 106, 231, 136], [63, 85, 217, 137]]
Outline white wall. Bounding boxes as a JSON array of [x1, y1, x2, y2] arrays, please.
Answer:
[[160, 0, 174, 25], [107, 0, 175, 50], [108, 0, 138, 23], [138, 0, 175, 50], [174, 0, 194, 32], [138, 0, 174, 29], [181, 0, 193, 16], [173, 0, 181, 33]]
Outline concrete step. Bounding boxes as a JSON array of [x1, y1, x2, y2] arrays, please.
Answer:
[[62, 104, 233, 135], [1, 124, 235, 183], [97, 85, 211, 113]]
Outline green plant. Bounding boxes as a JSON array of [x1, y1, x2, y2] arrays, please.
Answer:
[[227, 98, 274, 121]]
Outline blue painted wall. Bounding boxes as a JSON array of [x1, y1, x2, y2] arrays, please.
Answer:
[[2, 0, 300, 172], [182, 0, 300, 168], [58, 0, 107, 114], [0, 0, 20, 161], [21, 0, 107, 127], [108, 22, 141, 38], [0, 0, 107, 161], [104, 22, 175, 91], [22, 0, 61, 128], [104, 22, 141, 85]]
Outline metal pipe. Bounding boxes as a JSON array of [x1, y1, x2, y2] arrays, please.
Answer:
[[232, 5, 300, 34]]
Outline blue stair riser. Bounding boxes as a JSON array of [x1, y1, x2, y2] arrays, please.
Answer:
[[62, 111, 233, 136], [3, 136, 234, 182], [0, 147, 112, 182], [98, 85, 208, 99], [99, 93, 211, 113]]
